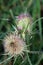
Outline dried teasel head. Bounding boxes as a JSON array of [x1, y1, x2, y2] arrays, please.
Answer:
[[3, 32, 25, 56]]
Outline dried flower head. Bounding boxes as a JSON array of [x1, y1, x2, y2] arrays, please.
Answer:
[[3, 33, 25, 55]]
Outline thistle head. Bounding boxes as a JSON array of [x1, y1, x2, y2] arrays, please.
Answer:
[[16, 13, 33, 33], [3, 33, 25, 55]]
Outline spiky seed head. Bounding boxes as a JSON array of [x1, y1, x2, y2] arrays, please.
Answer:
[[3, 33, 25, 55]]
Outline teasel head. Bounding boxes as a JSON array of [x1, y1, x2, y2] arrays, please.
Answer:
[[16, 13, 33, 33], [16, 13, 33, 39]]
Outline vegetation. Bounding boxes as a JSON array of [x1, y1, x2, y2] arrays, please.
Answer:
[[0, 0, 43, 65]]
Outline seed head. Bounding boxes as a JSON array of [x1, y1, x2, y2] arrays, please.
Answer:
[[3, 33, 25, 55], [16, 13, 33, 33]]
